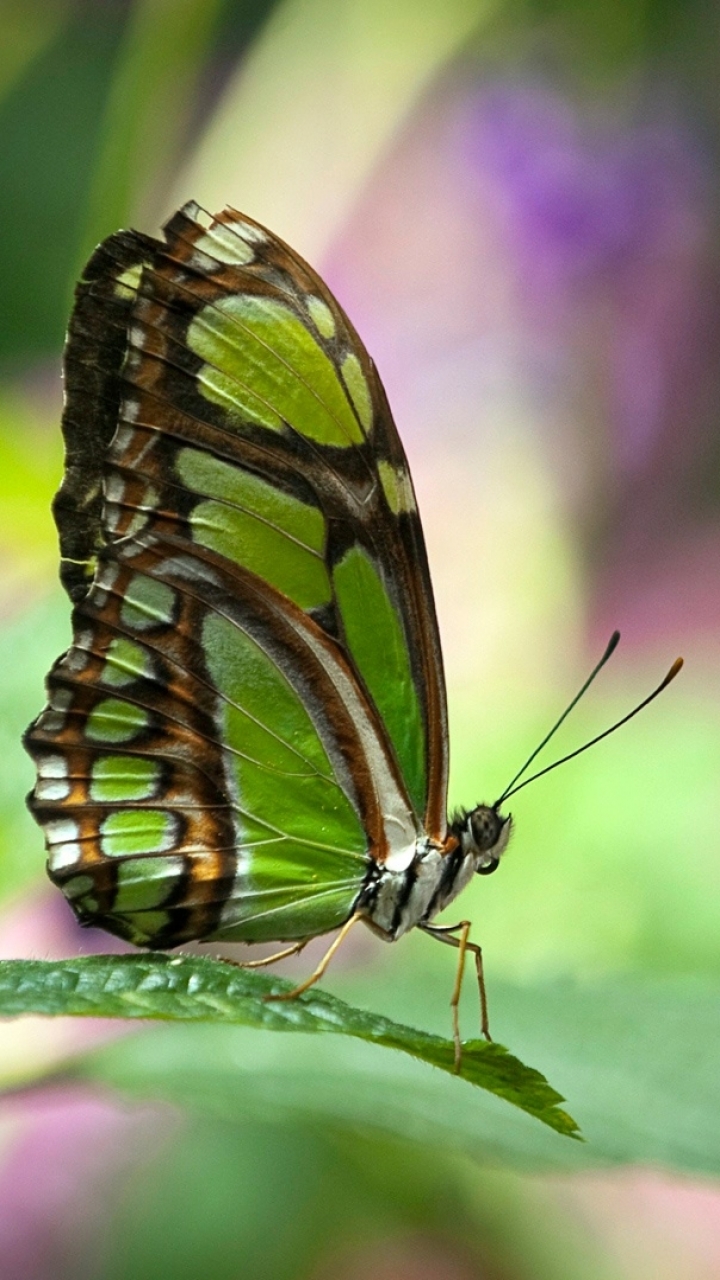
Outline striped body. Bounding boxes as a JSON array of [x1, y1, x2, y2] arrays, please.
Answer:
[[24, 204, 508, 953]]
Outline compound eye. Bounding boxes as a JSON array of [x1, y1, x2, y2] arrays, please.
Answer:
[[469, 805, 502, 852], [477, 858, 499, 876]]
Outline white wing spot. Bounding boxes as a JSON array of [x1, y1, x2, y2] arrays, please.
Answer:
[[225, 216, 268, 244], [89, 561, 120, 610], [44, 818, 82, 871], [36, 755, 71, 802], [41, 687, 73, 732], [63, 645, 89, 674], [38, 754, 68, 779], [155, 554, 222, 587], [36, 776, 71, 802], [194, 225, 255, 267]]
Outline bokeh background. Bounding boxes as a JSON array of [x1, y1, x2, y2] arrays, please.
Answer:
[[1, 1, 719, 1277]]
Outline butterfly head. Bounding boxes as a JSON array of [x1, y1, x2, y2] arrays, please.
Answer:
[[451, 805, 512, 876]]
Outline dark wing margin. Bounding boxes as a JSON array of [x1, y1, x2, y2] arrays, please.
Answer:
[[53, 229, 160, 603]]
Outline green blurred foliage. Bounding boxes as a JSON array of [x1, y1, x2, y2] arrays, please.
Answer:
[[99, 1117, 613, 1280], [496, 0, 720, 78], [0, 0, 277, 367], [0, 3, 126, 363], [0, 600, 69, 901]]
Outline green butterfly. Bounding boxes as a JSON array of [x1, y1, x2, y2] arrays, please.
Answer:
[[23, 203, 680, 1058]]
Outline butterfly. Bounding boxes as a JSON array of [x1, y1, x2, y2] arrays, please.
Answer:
[[23, 203, 680, 1061]]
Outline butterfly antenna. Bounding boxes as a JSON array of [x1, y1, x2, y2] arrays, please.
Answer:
[[494, 631, 621, 808], [497, 654, 683, 805]]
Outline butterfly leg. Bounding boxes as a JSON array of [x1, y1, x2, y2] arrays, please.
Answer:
[[419, 921, 491, 1069], [233, 940, 310, 970], [263, 911, 364, 1003], [214, 940, 309, 972]]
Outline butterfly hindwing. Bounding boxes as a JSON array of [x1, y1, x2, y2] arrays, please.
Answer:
[[25, 203, 450, 948]]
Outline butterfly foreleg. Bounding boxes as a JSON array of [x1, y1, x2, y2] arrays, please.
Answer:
[[419, 920, 492, 1068], [263, 911, 365, 1003]]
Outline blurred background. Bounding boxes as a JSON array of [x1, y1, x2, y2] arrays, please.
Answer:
[[1, 0, 719, 1276]]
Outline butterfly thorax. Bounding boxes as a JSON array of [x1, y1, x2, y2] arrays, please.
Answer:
[[363, 805, 511, 941]]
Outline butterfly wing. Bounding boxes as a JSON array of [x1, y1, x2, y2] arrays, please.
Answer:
[[24, 203, 449, 948]]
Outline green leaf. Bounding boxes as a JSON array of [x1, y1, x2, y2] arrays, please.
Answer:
[[2, 962, 718, 1176], [64, 975, 720, 1176], [0, 954, 577, 1138], [335, 965, 720, 1176]]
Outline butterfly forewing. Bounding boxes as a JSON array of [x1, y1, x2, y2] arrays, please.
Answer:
[[24, 202, 450, 948]]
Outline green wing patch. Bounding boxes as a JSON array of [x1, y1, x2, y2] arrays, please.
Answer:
[[177, 447, 331, 609], [188, 295, 370, 445], [334, 546, 426, 815]]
